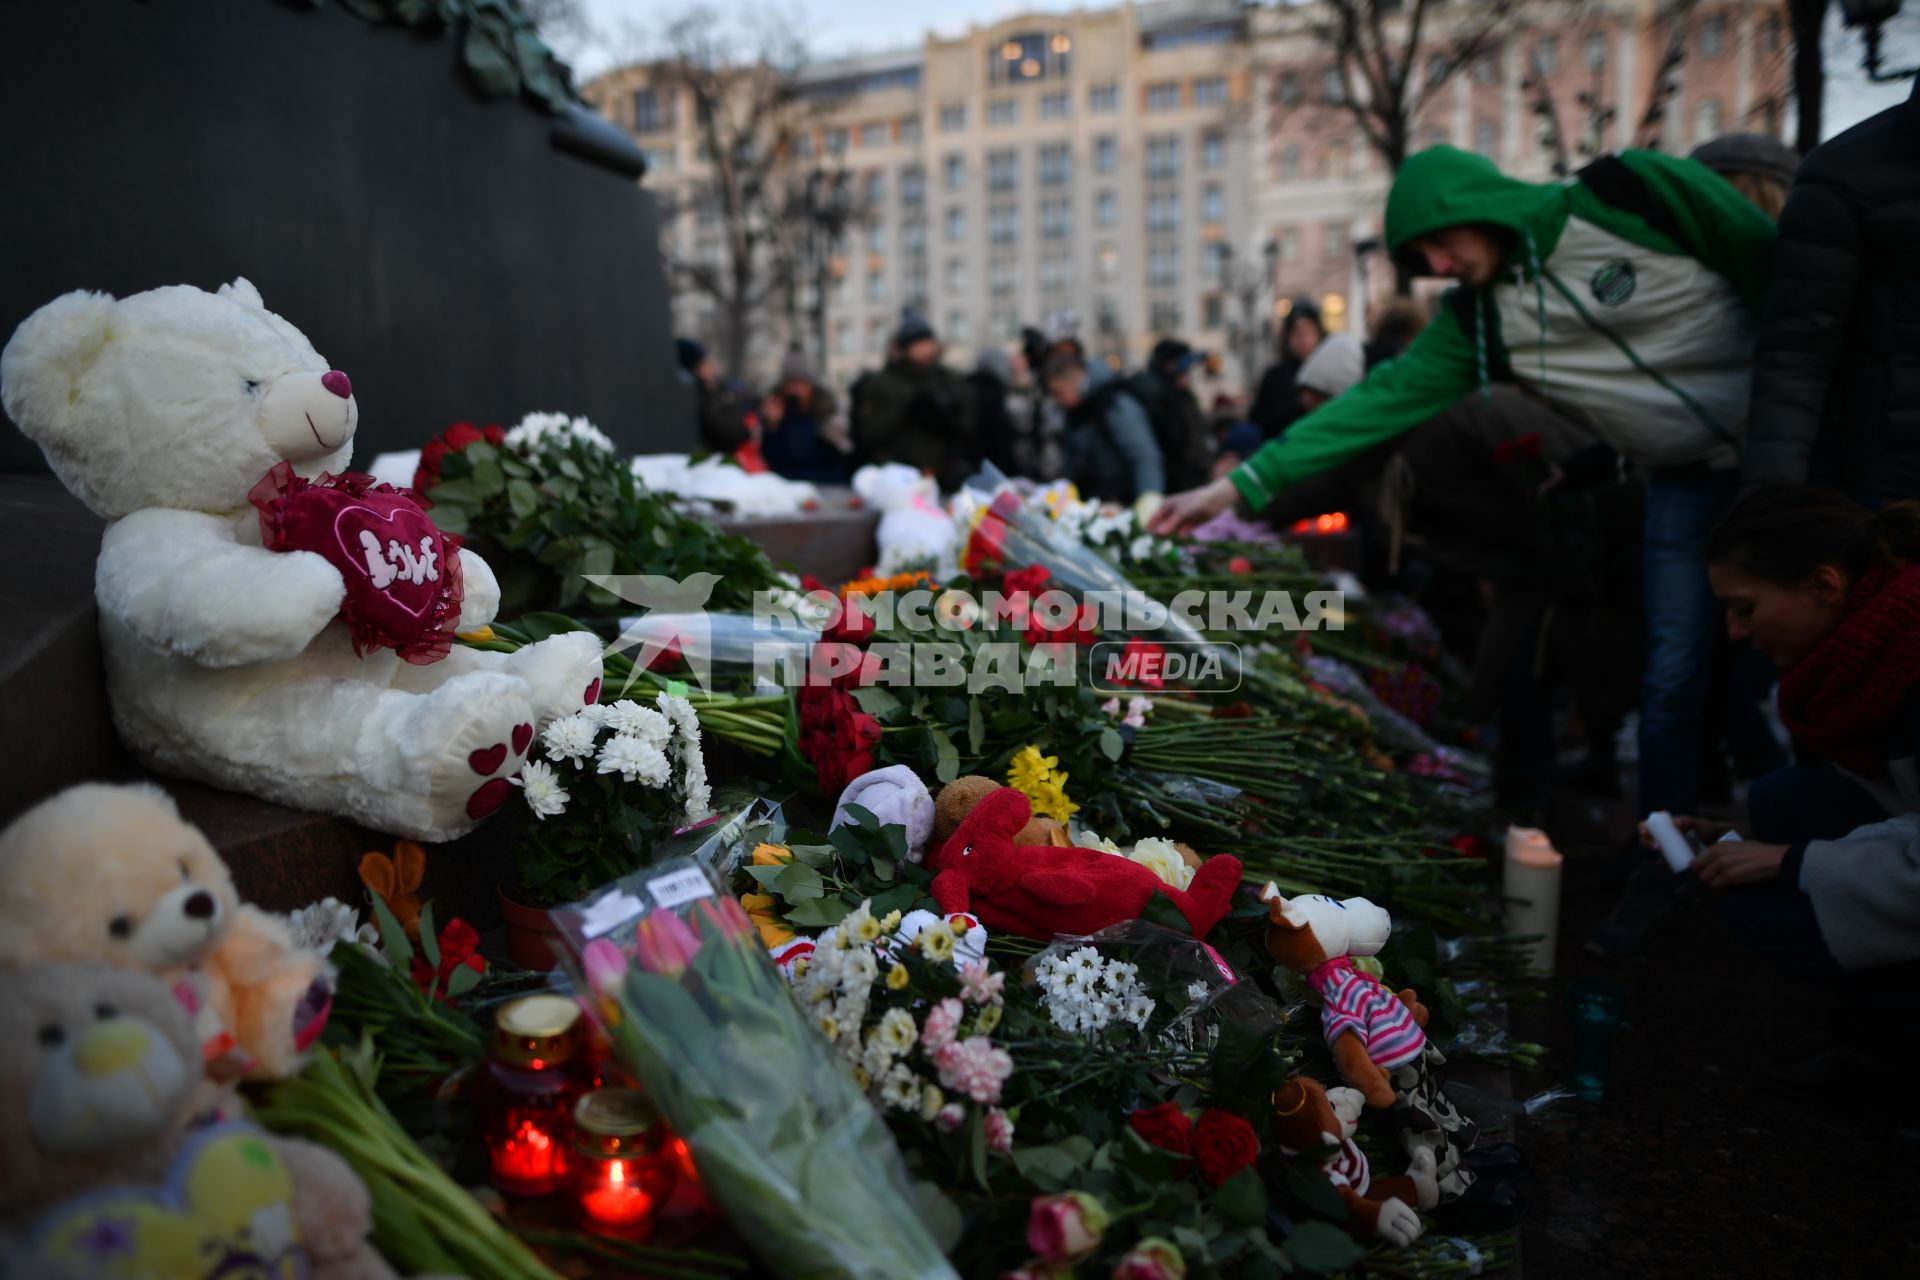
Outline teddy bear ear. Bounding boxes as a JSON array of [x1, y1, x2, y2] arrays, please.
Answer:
[[0, 290, 117, 447], [218, 277, 265, 308]]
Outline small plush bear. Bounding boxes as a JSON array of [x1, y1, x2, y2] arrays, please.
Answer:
[[1271, 1075, 1437, 1247], [0, 782, 330, 1080], [934, 775, 1069, 848], [928, 784, 1242, 940], [1262, 884, 1521, 1229], [0, 279, 602, 841], [0, 962, 399, 1279]]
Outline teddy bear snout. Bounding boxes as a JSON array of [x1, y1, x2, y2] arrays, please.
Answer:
[[31, 1013, 191, 1153], [319, 369, 352, 399], [182, 890, 216, 920], [131, 882, 224, 967]]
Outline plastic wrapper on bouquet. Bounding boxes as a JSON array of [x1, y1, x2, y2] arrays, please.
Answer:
[[955, 474, 1243, 687], [548, 857, 959, 1280]]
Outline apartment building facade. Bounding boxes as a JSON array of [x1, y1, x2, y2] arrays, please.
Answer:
[[589, 0, 1788, 394]]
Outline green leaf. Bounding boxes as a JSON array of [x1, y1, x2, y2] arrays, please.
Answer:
[[782, 896, 854, 927], [871, 856, 895, 883], [967, 697, 985, 755], [1282, 1220, 1366, 1273], [773, 862, 825, 903], [1100, 726, 1124, 762], [930, 728, 960, 784], [417, 901, 440, 972], [1138, 890, 1189, 934], [423, 477, 479, 503], [445, 963, 482, 998], [1285, 1158, 1351, 1220], [506, 478, 539, 519], [1215, 1166, 1267, 1228], [841, 802, 879, 831], [878, 821, 908, 862], [850, 686, 901, 716], [369, 895, 414, 969], [867, 884, 927, 916]]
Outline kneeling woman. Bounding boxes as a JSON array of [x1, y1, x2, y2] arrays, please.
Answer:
[[1692, 485, 1920, 988]]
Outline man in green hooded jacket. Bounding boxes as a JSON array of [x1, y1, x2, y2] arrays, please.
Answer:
[[1151, 145, 1775, 818]]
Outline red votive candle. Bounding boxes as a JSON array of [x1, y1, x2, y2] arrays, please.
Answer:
[[476, 994, 587, 1197], [568, 1088, 676, 1239]]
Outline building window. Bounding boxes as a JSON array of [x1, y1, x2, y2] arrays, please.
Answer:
[[1202, 183, 1223, 225], [989, 256, 1015, 294], [1202, 131, 1225, 169], [1146, 81, 1180, 113], [1040, 91, 1070, 121], [1277, 70, 1301, 107], [1473, 120, 1497, 158], [988, 98, 1019, 127], [1148, 246, 1180, 287], [987, 148, 1018, 191], [1277, 226, 1300, 263], [900, 164, 925, 207], [1323, 222, 1348, 263], [1088, 81, 1119, 113], [939, 103, 967, 132], [1472, 50, 1498, 85], [1040, 252, 1073, 289], [1533, 35, 1559, 77], [899, 116, 922, 144], [867, 319, 888, 354], [946, 310, 970, 343], [1693, 96, 1724, 144], [944, 152, 965, 191], [1146, 134, 1180, 180], [1759, 14, 1781, 53], [992, 310, 1021, 341], [865, 221, 886, 254], [1095, 135, 1117, 174], [988, 202, 1019, 244], [1584, 31, 1607, 72], [1039, 142, 1072, 186], [1279, 143, 1300, 181], [989, 31, 1073, 84], [860, 121, 888, 148], [1097, 243, 1119, 282], [866, 268, 888, 303], [1041, 197, 1071, 239], [825, 127, 849, 155], [902, 218, 926, 253], [945, 206, 965, 243], [792, 131, 815, 159], [1699, 14, 1725, 58], [1150, 300, 1182, 331], [1192, 76, 1227, 109], [834, 321, 851, 356], [1203, 294, 1224, 331], [863, 170, 884, 207], [1322, 66, 1345, 104], [632, 87, 671, 133], [1203, 240, 1228, 284], [1096, 189, 1117, 228], [1147, 191, 1181, 233]]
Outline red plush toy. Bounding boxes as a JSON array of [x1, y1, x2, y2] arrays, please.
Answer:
[[927, 786, 1243, 940]]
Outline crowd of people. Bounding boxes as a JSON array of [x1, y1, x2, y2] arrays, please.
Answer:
[[675, 78, 1920, 1071]]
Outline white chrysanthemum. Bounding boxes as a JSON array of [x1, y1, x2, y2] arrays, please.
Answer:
[[599, 700, 669, 744], [1186, 980, 1212, 1004], [1068, 947, 1102, 976], [512, 760, 570, 819], [505, 411, 615, 455], [541, 712, 601, 766], [1129, 534, 1157, 561], [875, 1008, 917, 1055], [879, 1063, 922, 1112], [842, 948, 879, 992], [1124, 994, 1155, 1028], [596, 733, 671, 786], [657, 693, 713, 822], [285, 898, 362, 953]]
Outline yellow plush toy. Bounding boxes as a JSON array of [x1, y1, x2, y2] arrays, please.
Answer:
[[0, 783, 332, 1080]]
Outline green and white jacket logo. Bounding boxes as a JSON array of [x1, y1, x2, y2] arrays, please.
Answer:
[[1590, 258, 1637, 306]]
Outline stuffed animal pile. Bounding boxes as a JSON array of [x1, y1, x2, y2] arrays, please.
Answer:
[[0, 279, 602, 841]]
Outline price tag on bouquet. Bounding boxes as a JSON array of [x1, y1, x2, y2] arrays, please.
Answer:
[[548, 856, 724, 954]]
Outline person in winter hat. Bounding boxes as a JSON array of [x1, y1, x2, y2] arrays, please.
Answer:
[[1045, 349, 1164, 515], [1294, 332, 1367, 411], [759, 345, 847, 485], [1151, 143, 1776, 821], [1248, 298, 1324, 439], [852, 316, 977, 491], [1689, 132, 1800, 220]]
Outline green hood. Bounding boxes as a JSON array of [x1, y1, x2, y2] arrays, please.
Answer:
[[1384, 146, 1568, 255]]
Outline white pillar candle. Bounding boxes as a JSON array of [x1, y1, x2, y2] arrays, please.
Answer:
[[1644, 810, 1695, 874], [1503, 825, 1564, 974]]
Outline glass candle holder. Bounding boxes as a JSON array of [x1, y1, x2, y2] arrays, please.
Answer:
[[1567, 979, 1625, 1101], [568, 1088, 678, 1239], [475, 993, 588, 1197]]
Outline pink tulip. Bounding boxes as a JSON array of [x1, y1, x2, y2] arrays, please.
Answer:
[[582, 938, 629, 993], [1026, 1192, 1109, 1267], [633, 910, 702, 978]]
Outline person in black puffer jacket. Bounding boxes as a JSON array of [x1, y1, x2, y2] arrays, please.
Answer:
[[1747, 79, 1920, 502]]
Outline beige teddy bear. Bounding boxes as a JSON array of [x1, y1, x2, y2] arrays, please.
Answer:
[[0, 962, 397, 1279], [0, 782, 331, 1080]]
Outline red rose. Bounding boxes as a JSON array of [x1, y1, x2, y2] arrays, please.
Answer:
[[409, 916, 485, 1001], [1128, 1102, 1193, 1159], [1227, 556, 1253, 575], [1191, 1109, 1259, 1186], [646, 639, 684, 672], [483, 423, 505, 446], [1112, 638, 1166, 690], [1004, 565, 1052, 597], [413, 421, 495, 492], [825, 608, 875, 644]]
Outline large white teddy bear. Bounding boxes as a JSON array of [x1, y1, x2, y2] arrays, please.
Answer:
[[0, 279, 603, 841]]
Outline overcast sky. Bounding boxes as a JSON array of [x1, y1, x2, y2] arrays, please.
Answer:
[[568, 1, 1917, 140]]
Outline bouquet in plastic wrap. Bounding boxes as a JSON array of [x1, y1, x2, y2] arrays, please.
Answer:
[[552, 858, 958, 1280]]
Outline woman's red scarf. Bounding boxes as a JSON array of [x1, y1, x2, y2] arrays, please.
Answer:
[[1777, 563, 1920, 777]]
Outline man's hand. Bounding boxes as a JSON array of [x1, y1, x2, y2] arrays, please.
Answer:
[[1692, 840, 1789, 889], [1146, 476, 1239, 535], [1639, 815, 1738, 850]]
